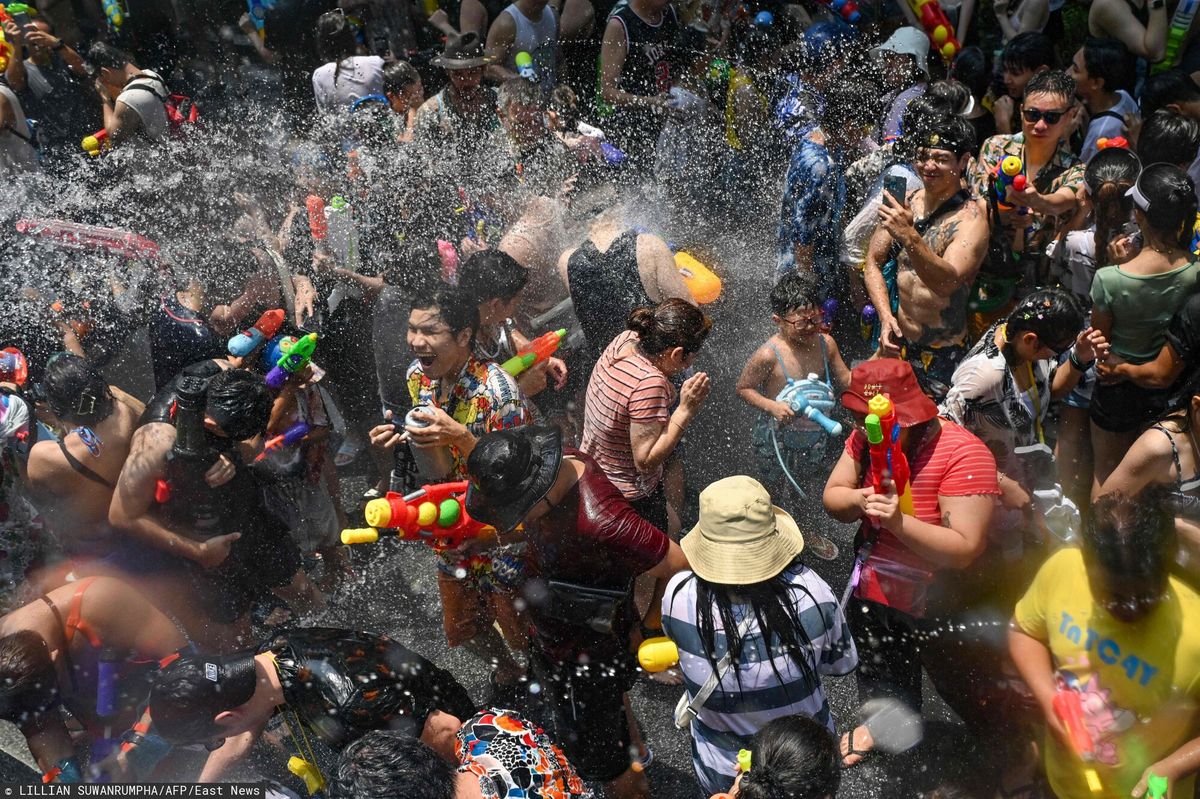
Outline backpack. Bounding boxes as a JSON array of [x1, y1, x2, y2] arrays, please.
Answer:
[[124, 73, 199, 136]]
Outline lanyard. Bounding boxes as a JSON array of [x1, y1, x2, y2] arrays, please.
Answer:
[[1000, 325, 1046, 445]]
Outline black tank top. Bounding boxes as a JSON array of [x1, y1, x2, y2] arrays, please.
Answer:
[[610, 2, 679, 97], [567, 230, 653, 363]]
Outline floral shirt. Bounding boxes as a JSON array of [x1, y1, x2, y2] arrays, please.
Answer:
[[970, 133, 1084, 265], [457, 709, 592, 799], [776, 131, 846, 284]]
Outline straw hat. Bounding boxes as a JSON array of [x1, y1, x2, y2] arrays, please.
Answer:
[[681, 476, 805, 585]]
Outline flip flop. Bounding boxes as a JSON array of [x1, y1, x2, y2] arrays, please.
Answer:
[[806, 531, 839, 561], [840, 726, 873, 768]]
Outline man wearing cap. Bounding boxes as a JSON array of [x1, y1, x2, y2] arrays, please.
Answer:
[[413, 32, 499, 171], [823, 360, 1002, 758], [873, 27, 930, 143], [864, 114, 988, 400], [970, 69, 1084, 331], [149, 627, 475, 782], [465, 426, 688, 799]]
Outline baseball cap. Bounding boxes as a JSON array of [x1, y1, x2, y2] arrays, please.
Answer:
[[150, 651, 259, 744], [840, 359, 939, 427]]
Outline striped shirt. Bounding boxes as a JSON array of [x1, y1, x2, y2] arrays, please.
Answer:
[[846, 419, 1000, 616], [581, 330, 673, 499], [662, 565, 858, 795]]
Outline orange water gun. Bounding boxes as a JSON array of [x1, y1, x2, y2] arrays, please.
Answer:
[[501, 329, 566, 377], [1052, 678, 1102, 792], [341, 481, 501, 551]]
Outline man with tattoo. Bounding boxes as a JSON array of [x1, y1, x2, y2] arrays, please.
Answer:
[[864, 114, 987, 401]]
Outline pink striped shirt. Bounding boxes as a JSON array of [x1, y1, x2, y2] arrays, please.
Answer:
[[581, 330, 674, 499]]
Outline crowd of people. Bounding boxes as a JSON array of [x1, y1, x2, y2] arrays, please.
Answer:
[[2, 0, 1200, 796]]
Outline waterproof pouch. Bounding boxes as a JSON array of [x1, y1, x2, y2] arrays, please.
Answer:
[[543, 580, 630, 634]]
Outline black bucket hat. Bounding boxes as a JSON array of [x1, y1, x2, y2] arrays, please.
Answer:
[[432, 32, 493, 70], [465, 425, 563, 533]]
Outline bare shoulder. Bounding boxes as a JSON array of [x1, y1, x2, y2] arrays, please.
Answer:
[[27, 439, 68, 485], [123, 423, 173, 480]]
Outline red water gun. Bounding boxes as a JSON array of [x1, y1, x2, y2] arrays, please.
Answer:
[[501, 329, 566, 377], [341, 481, 502, 551], [227, 308, 285, 357], [1096, 136, 1129, 150], [905, 0, 960, 61], [254, 421, 310, 463], [816, 0, 860, 22], [1052, 680, 1095, 759], [306, 195, 328, 241], [15, 218, 160, 262], [865, 394, 913, 513]]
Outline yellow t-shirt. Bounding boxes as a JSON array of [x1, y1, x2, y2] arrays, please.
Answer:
[[1014, 548, 1200, 799]]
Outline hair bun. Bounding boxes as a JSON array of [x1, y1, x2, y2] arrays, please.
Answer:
[[626, 306, 657, 337]]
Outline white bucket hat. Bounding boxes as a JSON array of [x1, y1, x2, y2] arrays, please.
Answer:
[[873, 27, 930, 76]]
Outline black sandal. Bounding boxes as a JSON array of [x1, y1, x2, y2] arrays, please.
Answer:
[[841, 727, 873, 768]]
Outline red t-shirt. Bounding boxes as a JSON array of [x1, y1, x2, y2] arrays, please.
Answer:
[[844, 419, 999, 617]]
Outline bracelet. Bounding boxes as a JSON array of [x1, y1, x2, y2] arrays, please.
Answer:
[[640, 624, 664, 639], [1069, 349, 1095, 372]]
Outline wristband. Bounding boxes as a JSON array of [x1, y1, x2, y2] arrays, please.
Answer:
[[1068, 349, 1095, 372], [640, 625, 664, 639]]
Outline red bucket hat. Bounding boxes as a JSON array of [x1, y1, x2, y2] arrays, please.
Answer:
[[840, 359, 938, 427]]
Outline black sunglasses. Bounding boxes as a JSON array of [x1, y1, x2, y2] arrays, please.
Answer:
[[1022, 107, 1069, 125]]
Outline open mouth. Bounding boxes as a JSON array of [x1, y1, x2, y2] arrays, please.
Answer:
[[414, 354, 437, 368]]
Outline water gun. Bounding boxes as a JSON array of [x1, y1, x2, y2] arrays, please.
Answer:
[[1148, 773, 1169, 799], [254, 421, 310, 462], [265, 332, 317, 389], [501, 329, 566, 377], [776, 375, 843, 437], [1154, 0, 1199, 73], [0, 25, 10, 74], [576, 121, 626, 165], [638, 636, 679, 672], [861, 304, 877, 342], [0, 347, 27, 386], [455, 187, 499, 243], [515, 50, 535, 81], [341, 481, 501, 551], [437, 239, 459, 284], [305, 195, 327, 241], [817, 0, 860, 22], [866, 394, 914, 514], [1096, 136, 1129, 150], [994, 155, 1028, 212], [82, 129, 107, 156], [822, 298, 838, 331], [101, 0, 126, 30], [246, 0, 278, 34], [227, 309, 285, 357], [675, 251, 722, 304], [905, 0, 960, 61], [1052, 680, 1102, 792], [15, 218, 160, 262]]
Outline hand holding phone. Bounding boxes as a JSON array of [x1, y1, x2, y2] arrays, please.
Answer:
[[883, 174, 908, 207]]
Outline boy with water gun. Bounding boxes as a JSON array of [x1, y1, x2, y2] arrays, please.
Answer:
[[736, 273, 851, 560], [823, 360, 1002, 764]]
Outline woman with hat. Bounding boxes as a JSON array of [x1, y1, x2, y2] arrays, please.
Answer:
[[822, 359, 1002, 761], [413, 32, 498, 149], [660, 475, 858, 796]]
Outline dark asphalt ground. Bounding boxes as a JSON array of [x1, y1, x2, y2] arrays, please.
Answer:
[[0, 192, 962, 796]]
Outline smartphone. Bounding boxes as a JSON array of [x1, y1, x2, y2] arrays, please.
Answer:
[[11, 11, 32, 29], [883, 174, 908, 206]]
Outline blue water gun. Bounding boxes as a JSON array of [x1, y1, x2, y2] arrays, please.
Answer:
[[101, 0, 125, 31], [776, 375, 842, 436]]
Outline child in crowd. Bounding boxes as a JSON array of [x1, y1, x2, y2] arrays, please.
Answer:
[[737, 272, 851, 560]]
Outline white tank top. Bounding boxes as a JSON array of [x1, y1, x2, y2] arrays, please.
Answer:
[[503, 2, 557, 92], [0, 84, 38, 172]]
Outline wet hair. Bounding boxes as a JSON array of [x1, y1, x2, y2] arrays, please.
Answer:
[[315, 10, 358, 83], [770, 271, 821, 316], [1004, 289, 1085, 353], [41, 352, 114, 425], [1137, 109, 1200, 166], [736, 715, 841, 799], [672, 556, 824, 697], [203, 368, 272, 441], [86, 41, 135, 71], [549, 85, 580, 129], [1001, 32, 1055, 75], [1085, 488, 1175, 596], [627, 298, 712, 356], [410, 284, 480, 342], [1141, 69, 1200, 118], [1023, 69, 1075, 105], [1133, 162, 1197, 250], [331, 731, 455, 799], [149, 651, 258, 744], [950, 46, 990, 100], [894, 94, 955, 162], [457, 250, 528, 304], [0, 631, 58, 727], [1081, 37, 1136, 94], [497, 76, 545, 112], [1085, 146, 1140, 249], [927, 80, 972, 116], [919, 112, 977, 157], [382, 61, 420, 96]]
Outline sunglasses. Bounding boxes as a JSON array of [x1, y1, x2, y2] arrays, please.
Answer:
[[1021, 107, 1069, 125]]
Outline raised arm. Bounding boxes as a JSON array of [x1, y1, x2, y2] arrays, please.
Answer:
[[484, 11, 518, 83], [882, 194, 988, 297]]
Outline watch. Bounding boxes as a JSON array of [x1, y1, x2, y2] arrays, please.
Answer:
[[1151, 0, 1166, 10], [52, 39, 65, 51]]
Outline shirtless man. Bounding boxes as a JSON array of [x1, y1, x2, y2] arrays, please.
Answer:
[[864, 115, 988, 400], [26, 354, 144, 561]]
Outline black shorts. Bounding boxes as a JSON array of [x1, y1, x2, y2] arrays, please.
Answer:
[[1090, 380, 1169, 434], [629, 485, 669, 534], [527, 644, 637, 782], [194, 510, 302, 624]]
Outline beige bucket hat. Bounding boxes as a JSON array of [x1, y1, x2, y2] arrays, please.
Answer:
[[681, 476, 805, 585]]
